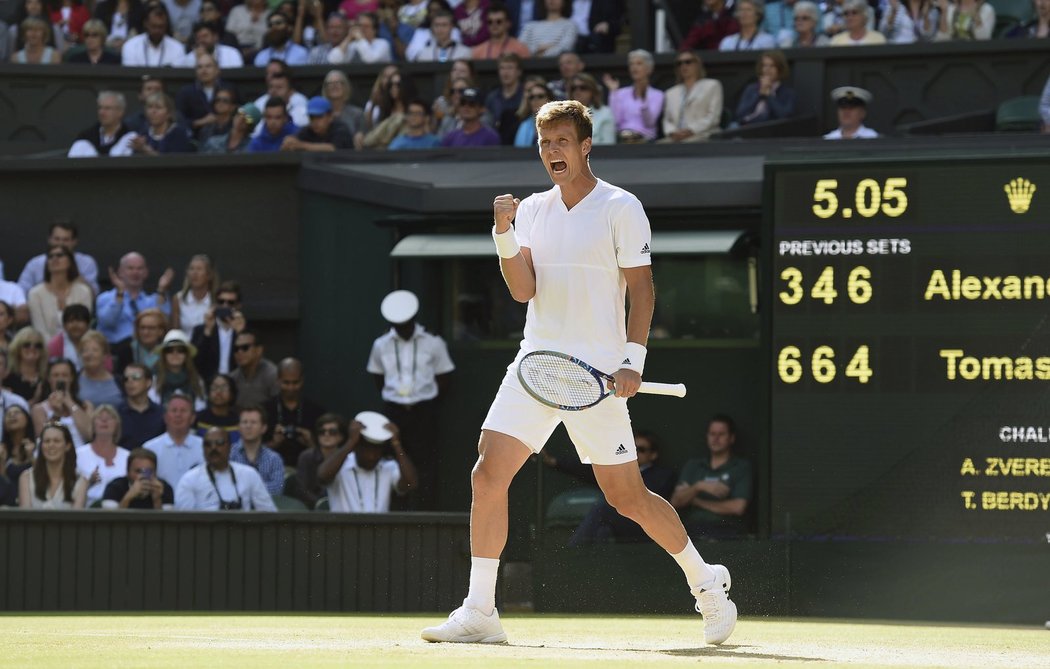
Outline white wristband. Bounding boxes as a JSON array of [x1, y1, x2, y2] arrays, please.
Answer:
[[492, 226, 520, 259], [620, 342, 647, 375]]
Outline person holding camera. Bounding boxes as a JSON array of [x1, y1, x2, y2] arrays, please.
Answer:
[[263, 358, 325, 467], [191, 281, 246, 381], [174, 426, 276, 511], [101, 447, 174, 509]]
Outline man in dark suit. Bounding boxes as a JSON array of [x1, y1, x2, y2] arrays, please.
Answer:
[[191, 281, 244, 382]]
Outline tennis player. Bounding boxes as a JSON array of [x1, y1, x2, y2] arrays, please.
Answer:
[[421, 100, 736, 645]]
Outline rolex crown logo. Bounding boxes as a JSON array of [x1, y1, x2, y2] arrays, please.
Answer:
[[1003, 177, 1036, 214]]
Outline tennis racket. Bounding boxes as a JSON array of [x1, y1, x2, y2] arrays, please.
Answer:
[[516, 350, 687, 411]]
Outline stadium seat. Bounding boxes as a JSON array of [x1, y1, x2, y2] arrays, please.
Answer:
[[314, 497, 330, 511], [988, 0, 1035, 36], [545, 487, 604, 527], [995, 96, 1042, 132], [271, 494, 308, 511]]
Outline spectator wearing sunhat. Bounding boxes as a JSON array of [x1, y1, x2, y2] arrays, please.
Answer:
[[279, 96, 354, 152], [366, 290, 455, 509], [148, 329, 207, 411], [823, 86, 879, 139]]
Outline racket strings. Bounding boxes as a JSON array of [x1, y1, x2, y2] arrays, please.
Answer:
[[520, 355, 603, 407]]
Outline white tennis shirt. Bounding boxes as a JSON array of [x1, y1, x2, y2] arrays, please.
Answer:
[[513, 178, 652, 373]]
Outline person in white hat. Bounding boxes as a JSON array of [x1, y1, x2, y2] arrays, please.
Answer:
[[823, 86, 879, 139], [366, 289, 455, 510]]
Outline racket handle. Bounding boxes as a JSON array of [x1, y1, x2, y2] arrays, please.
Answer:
[[638, 382, 687, 398]]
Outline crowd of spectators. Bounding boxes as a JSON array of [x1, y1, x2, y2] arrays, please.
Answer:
[[0, 219, 423, 512], [1, 0, 1043, 155]]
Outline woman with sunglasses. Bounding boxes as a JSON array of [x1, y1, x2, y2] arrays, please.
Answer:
[[734, 50, 796, 126], [357, 72, 417, 150], [660, 50, 722, 143], [19, 422, 87, 509], [4, 327, 48, 404], [195, 87, 239, 150], [31, 358, 93, 448], [66, 19, 121, 64], [27, 245, 93, 341], [150, 330, 206, 410], [569, 72, 615, 145], [829, 0, 886, 44], [513, 79, 553, 147]]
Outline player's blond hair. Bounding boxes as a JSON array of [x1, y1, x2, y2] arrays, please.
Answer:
[[535, 99, 593, 142]]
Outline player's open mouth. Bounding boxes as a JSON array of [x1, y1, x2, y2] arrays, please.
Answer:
[[551, 160, 567, 173]]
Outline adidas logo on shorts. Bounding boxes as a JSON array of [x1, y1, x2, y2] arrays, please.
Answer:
[[640, 243, 651, 255], [615, 444, 628, 455]]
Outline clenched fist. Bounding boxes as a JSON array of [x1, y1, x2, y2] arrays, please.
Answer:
[[493, 194, 520, 233]]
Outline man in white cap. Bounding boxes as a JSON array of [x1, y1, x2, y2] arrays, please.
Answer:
[[823, 86, 879, 140], [317, 414, 419, 513], [366, 289, 455, 510]]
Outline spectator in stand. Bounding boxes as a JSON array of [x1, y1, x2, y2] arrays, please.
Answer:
[[823, 85, 879, 139], [175, 52, 228, 138], [264, 357, 325, 467], [376, 0, 415, 59], [671, 414, 753, 537], [172, 254, 217, 332], [485, 52, 525, 145], [117, 362, 166, 449], [195, 373, 240, 441], [735, 49, 796, 125], [779, 1, 829, 46], [389, 99, 443, 150], [322, 70, 366, 138], [763, 0, 797, 39], [201, 100, 258, 153], [66, 19, 121, 64], [604, 49, 664, 143], [935, 0, 995, 40], [226, 0, 268, 57], [27, 246, 93, 341], [289, 413, 346, 508], [121, 3, 184, 66], [10, 16, 60, 62], [193, 1, 238, 49], [163, 0, 201, 44], [127, 76, 166, 134], [520, 0, 575, 56], [4, 327, 47, 404], [230, 330, 279, 408], [318, 416, 417, 513], [328, 11, 392, 63], [680, 0, 739, 51], [111, 308, 167, 376], [101, 447, 174, 509], [150, 329, 206, 409], [2, 404, 35, 484], [472, 3, 528, 58], [18, 220, 99, 296], [95, 0, 145, 51], [880, 0, 940, 43], [76, 331, 122, 407], [253, 69, 309, 129], [431, 60, 475, 131], [46, 305, 92, 373], [405, 0, 463, 60], [130, 92, 196, 154], [455, 0, 489, 47], [281, 96, 355, 151], [175, 425, 276, 510], [514, 79, 553, 147], [0, 302, 18, 349], [830, 0, 886, 44], [356, 71, 416, 149], [308, 11, 348, 64], [190, 280, 244, 380], [548, 50, 583, 100], [143, 392, 203, 488], [178, 20, 244, 67], [0, 279, 28, 328], [19, 422, 87, 509], [293, 0, 325, 50], [253, 10, 308, 66], [76, 404, 130, 506], [10, 0, 64, 53], [399, 0, 430, 30], [661, 50, 722, 142], [48, 0, 90, 45], [97, 254, 174, 345], [442, 87, 500, 146], [1009, 0, 1050, 37], [363, 63, 400, 127], [574, 0, 623, 53], [32, 358, 93, 448], [821, 0, 874, 39], [0, 349, 31, 435], [249, 96, 298, 151], [230, 404, 284, 496], [412, 8, 471, 60], [69, 91, 137, 158], [720, 0, 776, 50], [569, 72, 615, 144]]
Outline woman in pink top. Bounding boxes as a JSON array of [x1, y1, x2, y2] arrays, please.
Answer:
[[602, 48, 665, 142]]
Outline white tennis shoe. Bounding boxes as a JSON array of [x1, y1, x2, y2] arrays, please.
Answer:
[[692, 564, 737, 645], [420, 604, 508, 644]]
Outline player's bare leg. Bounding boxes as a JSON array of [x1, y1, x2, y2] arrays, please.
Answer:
[[421, 430, 532, 644], [594, 462, 737, 645]]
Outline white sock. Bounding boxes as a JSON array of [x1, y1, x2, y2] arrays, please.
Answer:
[[463, 556, 500, 615], [671, 540, 715, 591]]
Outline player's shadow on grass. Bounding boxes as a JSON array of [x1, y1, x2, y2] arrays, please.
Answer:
[[661, 646, 827, 662]]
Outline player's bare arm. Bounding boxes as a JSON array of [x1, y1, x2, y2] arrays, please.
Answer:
[[492, 193, 536, 302], [612, 265, 655, 398]]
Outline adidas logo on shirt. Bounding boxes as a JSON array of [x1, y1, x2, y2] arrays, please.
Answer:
[[615, 444, 628, 455], [640, 243, 650, 255]]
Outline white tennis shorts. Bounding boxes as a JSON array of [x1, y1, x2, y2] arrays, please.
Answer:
[[481, 365, 637, 465]]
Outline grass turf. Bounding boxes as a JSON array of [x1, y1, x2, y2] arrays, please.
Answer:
[[1, 613, 1046, 669]]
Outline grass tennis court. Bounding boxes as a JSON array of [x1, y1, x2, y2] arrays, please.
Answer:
[[2, 613, 1046, 668]]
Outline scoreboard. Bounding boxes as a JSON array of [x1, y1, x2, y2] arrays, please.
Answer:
[[766, 152, 1050, 542]]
